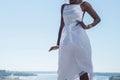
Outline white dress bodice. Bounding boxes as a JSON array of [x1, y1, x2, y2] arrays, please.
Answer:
[[63, 4, 84, 26]]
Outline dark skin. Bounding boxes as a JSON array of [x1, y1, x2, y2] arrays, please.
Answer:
[[49, 0, 101, 51]]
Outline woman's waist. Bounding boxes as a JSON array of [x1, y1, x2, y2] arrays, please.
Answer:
[[64, 20, 80, 26], [65, 21, 75, 26], [64, 18, 82, 25], [63, 22, 83, 32]]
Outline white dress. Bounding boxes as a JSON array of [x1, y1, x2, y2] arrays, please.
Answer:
[[58, 3, 93, 80]]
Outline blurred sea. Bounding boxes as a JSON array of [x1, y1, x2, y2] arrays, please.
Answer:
[[0, 71, 120, 80], [33, 72, 109, 80]]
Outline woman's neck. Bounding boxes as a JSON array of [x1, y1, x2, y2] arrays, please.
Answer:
[[70, 1, 82, 4]]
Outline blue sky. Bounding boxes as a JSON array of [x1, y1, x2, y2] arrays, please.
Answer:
[[0, 0, 120, 72]]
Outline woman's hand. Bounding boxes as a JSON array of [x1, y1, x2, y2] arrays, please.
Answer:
[[86, 24, 93, 29], [76, 20, 93, 29], [49, 45, 59, 52], [76, 20, 87, 29]]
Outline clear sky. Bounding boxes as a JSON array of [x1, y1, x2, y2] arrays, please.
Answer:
[[0, 0, 120, 72]]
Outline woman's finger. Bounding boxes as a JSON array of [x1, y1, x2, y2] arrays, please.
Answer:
[[49, 47, 53, 52], [49, 46, 59, 52]]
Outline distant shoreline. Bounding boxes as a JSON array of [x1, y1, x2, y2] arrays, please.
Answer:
[[1, 70, 120, 76]]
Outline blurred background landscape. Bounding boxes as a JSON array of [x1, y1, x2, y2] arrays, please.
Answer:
[[0, 70, 120, 80]]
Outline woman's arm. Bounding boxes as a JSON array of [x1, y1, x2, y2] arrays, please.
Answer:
[[83, 1, 101, 28], [57, 4, 65, 46], [78, 2, 101, 29], [49, 4, 65, 52]]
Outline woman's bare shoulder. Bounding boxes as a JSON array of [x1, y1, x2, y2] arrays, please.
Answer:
[[61, 3, 68, 8], [61, 3, 68, 12], [81, 1, 93, 9]]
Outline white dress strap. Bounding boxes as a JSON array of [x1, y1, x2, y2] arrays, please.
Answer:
[[80, 1, 85, 21]]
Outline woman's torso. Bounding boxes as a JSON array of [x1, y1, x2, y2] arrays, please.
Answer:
[[60, 3, 90, 47], [63, 3, 84, 26]]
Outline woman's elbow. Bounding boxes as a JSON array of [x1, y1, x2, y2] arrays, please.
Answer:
[[97, 17, 101, 23]]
